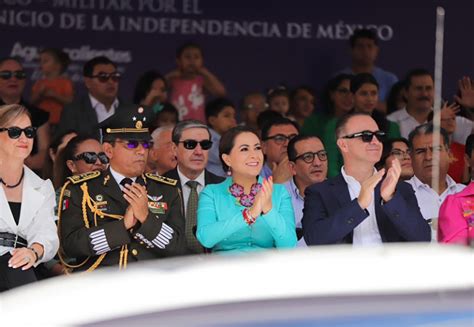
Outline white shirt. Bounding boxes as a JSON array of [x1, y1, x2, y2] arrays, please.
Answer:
[[341, 167, 383, 246], [89, 94, 119, 123], [387, 108, 473, 144], [110, 167, 136, 191], [284, 178, 307, 247], [177, 166, 205, 216]]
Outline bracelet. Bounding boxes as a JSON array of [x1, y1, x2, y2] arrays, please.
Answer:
[[28, 247, 39, 263], [242, 209, 257, 226]]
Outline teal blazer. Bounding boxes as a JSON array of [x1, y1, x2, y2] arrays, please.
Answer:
[[197, 177, 297, 253]]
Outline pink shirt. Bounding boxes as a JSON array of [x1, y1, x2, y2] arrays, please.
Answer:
[[169, 75, 205, 122], [438, 181, 474, 245]]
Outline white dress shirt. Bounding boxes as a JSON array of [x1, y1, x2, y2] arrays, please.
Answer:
[[89, 94, 119, 123], [284, 178, 307, 247], [177, 166, 205, 216], [387, 108, 473, 144], [341, 167, 383, 246]]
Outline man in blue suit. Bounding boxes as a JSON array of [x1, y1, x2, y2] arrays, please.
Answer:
[[303, 113, 430, 245]]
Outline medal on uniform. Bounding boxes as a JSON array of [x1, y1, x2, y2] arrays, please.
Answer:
[[148, 201, 167, 214]]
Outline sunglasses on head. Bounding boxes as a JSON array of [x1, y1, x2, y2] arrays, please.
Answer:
[[116, 140, 153, 149], [178, 139, 213, 150], [73, 152, 109, 164], [0, 126, 36, 139], [88, 72, 121, 83], [342, 130, 386, 143], [0, 70, 27, 80]]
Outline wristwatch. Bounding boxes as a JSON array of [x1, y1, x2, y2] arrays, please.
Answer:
[[29, 247, 42, 263]]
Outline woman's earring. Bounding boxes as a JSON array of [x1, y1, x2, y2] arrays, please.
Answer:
[[226, 167, 232, 176]]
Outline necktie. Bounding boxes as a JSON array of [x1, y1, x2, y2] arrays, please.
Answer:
[[186, 180, 203, 253], [120, 178, 133, 191]]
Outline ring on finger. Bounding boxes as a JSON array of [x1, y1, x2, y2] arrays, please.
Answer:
[[24, 256, 30, 263]]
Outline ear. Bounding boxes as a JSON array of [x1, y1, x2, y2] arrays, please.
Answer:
[[66, 160, 77, 174], [84, 77, 92, 91], [171, 143, 178, 157], [103, 142, 114, 160], [261, 140, 268, 155], [221, 153, 232, 169], [336, 138, 348, 154], [289, 161, 297, 176], [208, 116, 217, 128]]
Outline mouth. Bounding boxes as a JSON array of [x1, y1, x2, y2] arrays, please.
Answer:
[[246, 162, 260, 167]]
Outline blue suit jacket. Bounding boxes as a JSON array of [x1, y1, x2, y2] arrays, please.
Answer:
[[302, 174, 431, 245]]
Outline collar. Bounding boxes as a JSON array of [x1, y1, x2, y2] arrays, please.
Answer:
[[409, 175, 458, 191], [290, 178, 304, 200], [109, 166, 136, 185], [341, 166, 378, 185], [177, 166, 205, 188], [89, 94, 119, 110]]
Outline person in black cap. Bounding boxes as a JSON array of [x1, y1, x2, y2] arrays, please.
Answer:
[[57, 106, 185, 272]]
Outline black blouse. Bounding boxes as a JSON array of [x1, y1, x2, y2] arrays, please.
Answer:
[[8, 202, 21, 225]]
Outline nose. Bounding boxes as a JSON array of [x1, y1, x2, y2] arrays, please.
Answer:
[[193, 145, 204, 155]]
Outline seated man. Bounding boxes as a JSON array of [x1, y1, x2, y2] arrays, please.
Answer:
[[286, 135, 328, 246], [303, 112, 430, 245], [406, 123, 466, 240], [58, 107, 185, 271], [146, 126, 177, 175]]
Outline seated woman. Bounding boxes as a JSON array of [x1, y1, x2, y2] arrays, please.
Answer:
[[0, 104, 59, 291], [438, 181, 474, 245], [376, 138, 414, 181], [196, 125, 297, 253]]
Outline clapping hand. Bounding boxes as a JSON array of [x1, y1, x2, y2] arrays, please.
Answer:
[[380, 158, 401, 203], [357, 169, 385, 209], [454, 76, 474, 109], [123, 183, 149, 223]]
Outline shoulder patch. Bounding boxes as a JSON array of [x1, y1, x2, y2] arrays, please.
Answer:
[[67, 171, 101, 184], [145, 173, 178, 186]]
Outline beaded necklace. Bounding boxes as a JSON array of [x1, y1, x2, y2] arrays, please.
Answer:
[[229, 182, 262, 207], [0, 168, 24, 188]]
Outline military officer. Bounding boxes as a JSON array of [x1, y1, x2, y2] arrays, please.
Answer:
[[58, 106, 185, 272]]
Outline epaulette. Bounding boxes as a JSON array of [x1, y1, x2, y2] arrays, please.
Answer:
[[145, 173, 178, 186], [66, 171, 101, 184]]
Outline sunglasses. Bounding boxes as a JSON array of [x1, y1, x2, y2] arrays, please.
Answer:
[[88, 72, 121, 83], [0, 70, 27, 80], [263, 133, 298, 145], [342, 130, 386, 143], [0, 126, 36, 139], [294, 150, 328, 163], [178, 139, 213, 150], [116, 140, 153, 149], [73, 152, 109, 164]]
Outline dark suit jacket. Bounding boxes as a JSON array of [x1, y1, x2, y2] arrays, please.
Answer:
[[302, 174, 431, 245], [55, 96, 132, 140]]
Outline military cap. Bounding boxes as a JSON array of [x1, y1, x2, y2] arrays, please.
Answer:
[[100, 106, 153, 141]]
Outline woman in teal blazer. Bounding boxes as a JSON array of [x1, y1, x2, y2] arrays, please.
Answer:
[[197, 126, 297, 253]]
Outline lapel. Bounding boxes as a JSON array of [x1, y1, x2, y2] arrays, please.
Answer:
[[18, 168, 46, 231], [167, 168, 182, 192], [101, 169, 128, 210], [0, 182, 16, 232], [330, 174, 352, 208], [84, 96, 99, 125]]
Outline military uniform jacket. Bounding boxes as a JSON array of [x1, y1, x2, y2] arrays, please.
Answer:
[[58, 169, 185, 271]]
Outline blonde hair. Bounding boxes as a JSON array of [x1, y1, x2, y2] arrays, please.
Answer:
[[0, 104, 31, 128]]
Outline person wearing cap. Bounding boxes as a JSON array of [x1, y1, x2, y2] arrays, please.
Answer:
[[58, 106, 185, 272]]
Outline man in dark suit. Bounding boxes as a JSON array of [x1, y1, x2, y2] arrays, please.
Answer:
[[56, 56, 131, 140], [163, 120, 224, 254], [303, 113, 430, 245]]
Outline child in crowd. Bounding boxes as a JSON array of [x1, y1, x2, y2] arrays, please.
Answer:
[[267, 86, 290, 116], [31, 48, 74, 128], [205, 98, 237, 177], [166, 42, 226, 123], [151, 102, 179, 131]]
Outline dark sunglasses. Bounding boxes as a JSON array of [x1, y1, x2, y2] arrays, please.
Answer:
[[0, 70, 27, 80], [73, 152, 109, 164], [342, 130, 386, 143], [179, 139, 213, 150], [88, 72, 121, 83], [0, 126, 36, 139], [116, 140, 153, 149], [294, 150, 328, 163], [263, 133, 298, 145]]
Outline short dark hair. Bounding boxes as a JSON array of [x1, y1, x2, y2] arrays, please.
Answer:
[[288, 135, 322, 162], [290, 86, 315, 103], [349, 29, 378, 48], [351, 73, 379, 93], [267, 86, 289, 102], [465, 134, 474, 157], [176, 41, 202, 58], [256, 110, 283, 131], [83, 56, 116, 77], [171, 119, 210, 144], [133, 70, 166, 104], [376, 137, 410, 170], [205, 98, 234, 121], [386, 80, 406, 115], [151, 102, 179, 131], [321, 73, 353, 113], [408, 123, 450, 149], [260, 116, 300, 140], [404, 68, 433, 90], [335, 112, 371, 139], [219, 125, 260, 172], [40, 48, 70, 74]]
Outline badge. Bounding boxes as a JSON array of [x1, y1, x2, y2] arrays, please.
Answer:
[[148, 201, 167, 214], [63, 189, 71, 198], [147, 195, 163, 202], [95, 194, 104, 202], [62, 199, 69, 210], [95, 201, 108, 211]]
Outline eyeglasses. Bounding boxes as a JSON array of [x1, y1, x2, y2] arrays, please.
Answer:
[[342, 130, 385, 143], [294, 150, 328, 163], [178, 139, 213, 150], [116, 140, 153, 149], [390, 149, 411, 159], [73, 152, 109, 164], [0, 70, 27, 80], [88, 72, 121, 83], [0, 126, 36, 139], [263, 133, 298, 145]]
